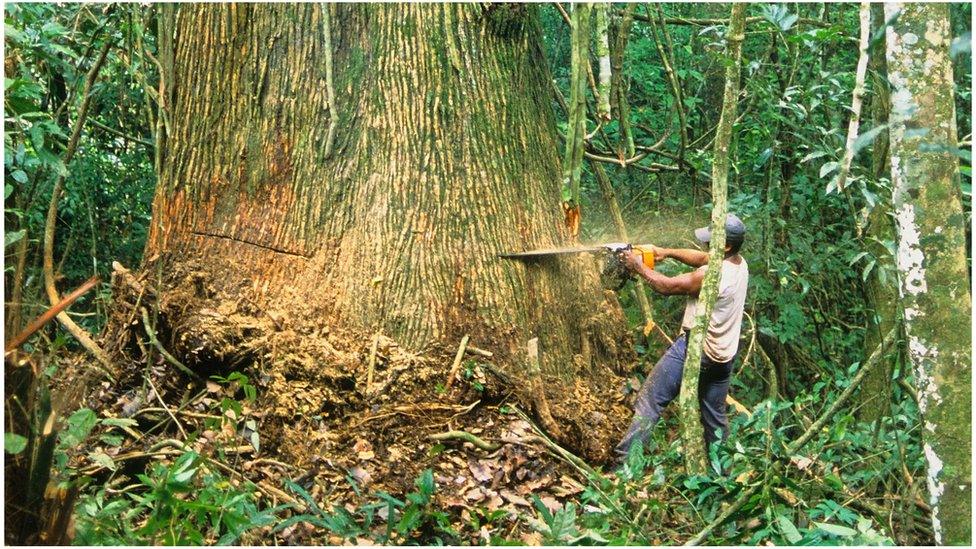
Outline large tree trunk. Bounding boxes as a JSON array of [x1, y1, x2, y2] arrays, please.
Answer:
[[137, 4, 631, 454], [885, 3, 972, 544]]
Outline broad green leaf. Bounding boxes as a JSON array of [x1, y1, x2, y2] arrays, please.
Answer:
[[800, 150, 828, 164], [4, 229, 26, 249], [819, 161, 839, 178], [88, 451, 117, 471], [62, 408, 98, 446], [5, 432, 28, 454], [852, 125, 889, 154], [815, 521, 857, 537], [776, 514, 802, 543]]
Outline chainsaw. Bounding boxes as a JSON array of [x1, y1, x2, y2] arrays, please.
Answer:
[[499, 242, 655, 290]]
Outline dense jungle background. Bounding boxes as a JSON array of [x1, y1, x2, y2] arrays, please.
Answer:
[[4, 2, 973, 546]]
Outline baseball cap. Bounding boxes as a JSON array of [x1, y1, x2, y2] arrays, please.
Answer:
[[694, 213, 746, 244]]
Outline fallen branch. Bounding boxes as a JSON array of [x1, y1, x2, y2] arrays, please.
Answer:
[[428, 430, 500, 452], [511, 405, 646, 540], [140, 307, 200, 380], [726, 395, 752, 418], [443, 334, 470, 391], [365, 333, 380, 392], [5, 275, 100, 353], [525, 338, 564, 440], [42, 40, 114, 375], [464, 345, 493, 358], [510, 405, 599, 479], [146, 374, 188, 440]]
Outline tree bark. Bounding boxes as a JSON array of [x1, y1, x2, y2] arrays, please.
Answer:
[[858, 2, 898, 425], [593, 3, 611, 121], [610, 4, 635, 159], [560, 3, 591, 235], [140, 4, 632, 438], [884, 3, 972, 544], [678, 3, 746, 475]]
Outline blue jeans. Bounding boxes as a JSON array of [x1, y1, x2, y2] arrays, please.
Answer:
[[615, 333, 734, 458]]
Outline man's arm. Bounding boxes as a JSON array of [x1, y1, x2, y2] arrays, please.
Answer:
[[654, 246, 709, 268], [624, 251, 704, 296]]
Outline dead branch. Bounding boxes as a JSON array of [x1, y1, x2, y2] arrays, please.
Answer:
[[428, 430, 500, 452], [5, 275, 100, 353], [140, 307, 200, 380], [42, 40, 114, 374], [443, 334, 470, 391], [525, 338, 564, 440], [365, 333, 380, 392], [146, 374, 188, 440], [464, 345, 493, 358]]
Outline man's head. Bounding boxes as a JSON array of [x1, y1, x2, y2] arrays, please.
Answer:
[[694, 213, 746, 255]]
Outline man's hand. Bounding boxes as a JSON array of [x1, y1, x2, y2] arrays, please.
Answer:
[[621, 250, 645, 273], [647, 244, 668, 262]]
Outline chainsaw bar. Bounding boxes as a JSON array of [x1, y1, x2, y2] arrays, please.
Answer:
[[498, 245, 620, 259]]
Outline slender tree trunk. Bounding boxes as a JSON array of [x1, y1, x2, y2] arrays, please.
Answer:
[[593, 3, 611, 121], [6, 215, 30, 336], [610, 4, 635, 159], [678, 3, 746, 474], [833, 2, 871, 193], [591, 160, 654, 330], [885, 3, 972, 544], [859, 2, 898, 425], [561, 3, 591, 236], [139, 4, 632, 448]]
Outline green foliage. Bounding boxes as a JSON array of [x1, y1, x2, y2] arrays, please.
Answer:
[[278, 468, 459, 545], [74, 451, 280, 545], [5, 2, 156, 337], [5, 432, 28, 454]]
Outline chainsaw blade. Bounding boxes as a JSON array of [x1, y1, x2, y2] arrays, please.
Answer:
[[498, 244, 619, 259]]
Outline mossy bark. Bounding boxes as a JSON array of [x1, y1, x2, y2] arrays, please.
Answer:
[[593, 3, 611, 121], [859, 2, 898, 425], [884, 3, 972, 544], [560, 3, 591, 234], [677, 3, 746, 475], [143, 4, 632, 397], [609, 4, 635, 158]]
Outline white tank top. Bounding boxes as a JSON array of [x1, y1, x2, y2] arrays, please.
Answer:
[[680, 257, 749, 363]]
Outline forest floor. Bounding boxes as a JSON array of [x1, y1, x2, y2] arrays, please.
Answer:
[[67, 332, 655, 544], [14, 208, 932, 545], [59, 235, 697, 544]]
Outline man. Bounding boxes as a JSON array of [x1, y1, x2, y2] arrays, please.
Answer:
[[615, 214, 749, 459]]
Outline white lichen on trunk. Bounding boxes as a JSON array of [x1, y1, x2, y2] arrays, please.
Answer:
[[884, 3, 972, 544]]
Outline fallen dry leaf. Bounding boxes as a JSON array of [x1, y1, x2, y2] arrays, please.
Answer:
[[468, 460, 493, 483], [500, 489, 530, 507]]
